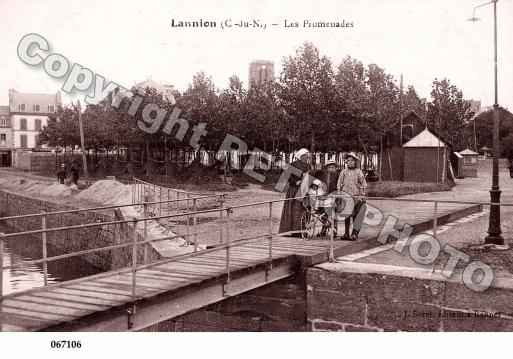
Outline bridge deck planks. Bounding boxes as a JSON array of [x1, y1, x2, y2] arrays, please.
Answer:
[[0, 236, 352, 331]]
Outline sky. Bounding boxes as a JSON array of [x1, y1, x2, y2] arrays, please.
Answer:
[[1, 0, 512, 110]]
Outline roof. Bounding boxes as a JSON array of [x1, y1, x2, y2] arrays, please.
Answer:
[[403, 128, 446, 148], [133, 79, 176, 104], [386, 110, 425, 132], [8, 89, 61, 113], [459, 148, 478, 156], [480, 146, 491, 151], [454, 152, 463, 158]]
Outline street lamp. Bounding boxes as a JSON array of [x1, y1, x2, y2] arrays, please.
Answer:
[[468, 0, 505, 247]]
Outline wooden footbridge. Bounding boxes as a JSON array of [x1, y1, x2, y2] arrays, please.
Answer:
[[0, 185, 485, 332]]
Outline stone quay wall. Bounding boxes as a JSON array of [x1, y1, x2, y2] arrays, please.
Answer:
[[307, 267, 513, 332], [0, 190, 152, 270]]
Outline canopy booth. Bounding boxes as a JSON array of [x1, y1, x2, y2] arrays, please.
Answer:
[[402, 128, 450, 183]]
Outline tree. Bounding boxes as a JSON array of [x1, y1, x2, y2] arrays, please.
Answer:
[[178, 71, 221, 150], [365, 63, 400, 145], [278, 42, 337, 152], [403, 85, 427, 119], [427, 78, 473, 150]]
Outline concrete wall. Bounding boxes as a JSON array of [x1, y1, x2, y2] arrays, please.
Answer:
[[12, 151, 56, 172], [306, 267, 513, 332], [142, 274, 307, 332]]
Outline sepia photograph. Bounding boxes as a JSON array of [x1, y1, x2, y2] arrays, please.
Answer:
[[0, 0, 513, 356]]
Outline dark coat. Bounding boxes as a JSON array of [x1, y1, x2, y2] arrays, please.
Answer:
[[278, 160, 310, 234], [314, 168, 340, 194]]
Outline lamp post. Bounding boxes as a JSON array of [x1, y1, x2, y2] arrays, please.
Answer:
[[469, 0, 504, 246]]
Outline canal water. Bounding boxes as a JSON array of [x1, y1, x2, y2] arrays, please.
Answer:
[[1, 223, 102, 295]]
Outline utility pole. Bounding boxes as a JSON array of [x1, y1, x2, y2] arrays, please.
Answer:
[[399, 74, 404, 146], [77, 100, 89, 179]]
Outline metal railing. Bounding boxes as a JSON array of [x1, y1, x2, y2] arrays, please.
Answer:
[[1, 193, 512, 314], [0, 194, 291, 302]]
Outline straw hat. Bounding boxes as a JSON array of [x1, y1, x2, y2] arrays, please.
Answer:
[[344, 152, 359, 161]]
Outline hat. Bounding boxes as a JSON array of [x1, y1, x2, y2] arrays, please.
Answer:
[[294, 148, 310, 161], [325, 159, 337, 166], [344, 152, 359, 161], [312, 179, 322, 186]]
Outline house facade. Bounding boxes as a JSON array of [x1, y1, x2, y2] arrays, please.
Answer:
[[0, 105, 12, 166], [8, 89, 61, 150]]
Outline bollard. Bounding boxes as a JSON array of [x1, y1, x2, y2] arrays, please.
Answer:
[[41, 211, 48, 286]]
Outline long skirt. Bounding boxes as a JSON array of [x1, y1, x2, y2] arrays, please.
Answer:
[[278, 184, 307, 234]]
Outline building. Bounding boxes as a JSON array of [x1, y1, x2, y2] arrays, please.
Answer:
[[379, 111, 426, 181], [249, 60, 274, 89], [8, 89, 61, 151], [133, 79, 176, 105], [403, 128, 451, 183], [459, 148, 479, 177], [0, 105, 12, 167], [8, 89, 61, 168]]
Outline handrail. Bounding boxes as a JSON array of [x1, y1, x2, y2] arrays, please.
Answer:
[[1, 195, 511, 239], [0, 192, 223, 221], [0, 230, 274, 300], [133, 177, 210, 197], [1, 191, 511, 315]]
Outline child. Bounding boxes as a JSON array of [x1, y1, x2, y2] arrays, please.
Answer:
[[56, 164, 66, 184], [337, 152, 367, 240]]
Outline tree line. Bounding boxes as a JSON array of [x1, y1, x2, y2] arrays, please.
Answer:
[[41, 42, 490, 164]]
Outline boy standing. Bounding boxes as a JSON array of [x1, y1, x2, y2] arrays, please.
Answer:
[[337, 152, 367, 241]]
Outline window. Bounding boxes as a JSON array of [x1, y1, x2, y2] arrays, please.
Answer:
[[35, 119, 42, 131], [33, 104, 40, 112], [18, 104, 26, 111], [20, 134, 27, 148], [19, 118, 27, 130], [35, 134, 40, 147], [48, 105, 55, 113], [0, 117, 8, 128], [0, 134, 6, 142]]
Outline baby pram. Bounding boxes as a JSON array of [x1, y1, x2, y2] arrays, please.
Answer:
[[300, 179, 336, 240]]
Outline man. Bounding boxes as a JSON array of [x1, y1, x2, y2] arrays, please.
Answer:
[[70, 162, 80, 186], [56, 164, 66, 184], [337, 152, 367, 241], [314, 159, 339, 193]]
